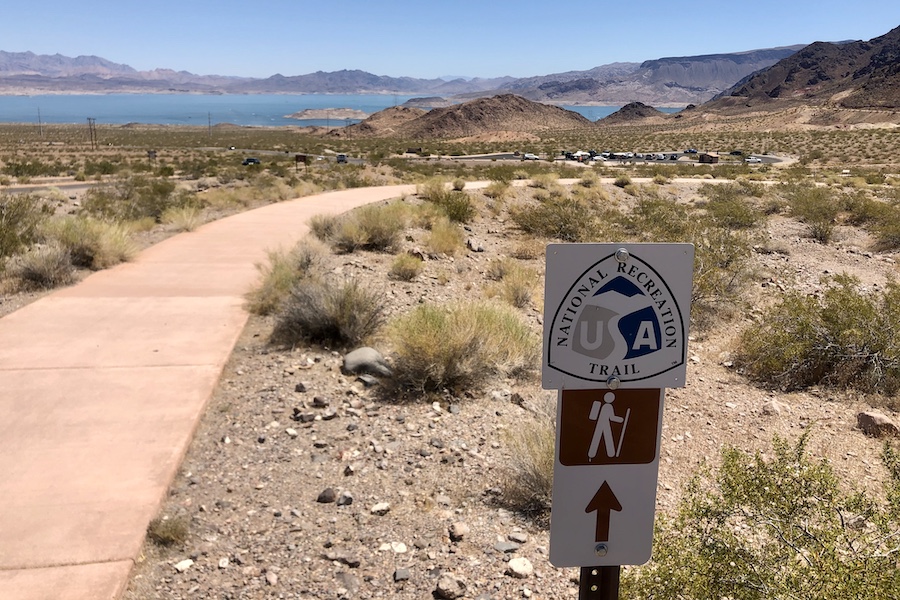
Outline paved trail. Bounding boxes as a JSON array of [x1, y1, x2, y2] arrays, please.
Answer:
[[0, 185, 415, 600]]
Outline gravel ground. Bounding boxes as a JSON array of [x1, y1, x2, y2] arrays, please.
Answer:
[[50, 179, 900, 599]]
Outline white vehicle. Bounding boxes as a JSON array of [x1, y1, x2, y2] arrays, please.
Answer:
[[523, 153, 539, 161], [745, 156, 763, 164]]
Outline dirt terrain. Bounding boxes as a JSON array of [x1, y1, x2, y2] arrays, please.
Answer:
[[111, 179, 900, 599]]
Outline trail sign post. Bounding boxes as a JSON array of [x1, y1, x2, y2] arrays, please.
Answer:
[[542, 243, 694, 599]]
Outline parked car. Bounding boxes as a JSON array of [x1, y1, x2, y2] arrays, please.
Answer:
[[522, 153, 539, 161], [745, 156, 763, 164], [242, 157, 260, 165], [729, 150, 744, 156], [336, 154, 348, 163]]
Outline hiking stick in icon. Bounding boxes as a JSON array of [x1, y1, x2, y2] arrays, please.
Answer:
[[588, 392, 631, 461]]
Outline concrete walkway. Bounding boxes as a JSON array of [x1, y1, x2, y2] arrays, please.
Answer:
[[0, 185, 415, 600]]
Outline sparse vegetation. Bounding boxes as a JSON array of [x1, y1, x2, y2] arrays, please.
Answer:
[[147, 515, 189, 547], [386, 301, 539, 394], [737, 274, 900, 395], [271, 276, 385, 348], [245, 239, 328, 316], [624, 434, 900, 600]]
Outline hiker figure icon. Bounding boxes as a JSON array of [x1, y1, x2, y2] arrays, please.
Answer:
[[588, 391, 631, 460]]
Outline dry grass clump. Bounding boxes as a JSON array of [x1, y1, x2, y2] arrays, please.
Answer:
[[161, 205, 203, 232], [509, 238, 546, 260], [147, 515, 189, 547], [271, 276, 385, 348], [43, 216, 135, 269], [5, 243, 75, 289], [0, 194, 51, 262], [483, 181, 510, 200], [484, 258, 539, 308], [502, 398, 555, 518], [779, 184, 839, 243], [245, 238, 328, 316], [386, 301, 539, 394], [528, 173, 559, 189], [314, 202, 409, 254], [425, 216, 464, 256], [388, 253, 424, 281]]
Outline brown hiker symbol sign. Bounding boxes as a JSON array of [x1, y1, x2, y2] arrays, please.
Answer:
[[558, 388, 661, 466]]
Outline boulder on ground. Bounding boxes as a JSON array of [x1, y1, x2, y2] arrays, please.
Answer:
[[342, 347, 392, 377]]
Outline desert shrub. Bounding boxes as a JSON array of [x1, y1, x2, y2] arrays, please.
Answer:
[[5, 243, 75, 289], [81, 175, 181, 222], [509, 238, 546, 260], [434, 191, 476, 223], [652, 173, 670, 185], [147, 515, 189, 547], [529, 173, 558, 189], [736, 274, 900, 394], [271, 277, 385, 348], [487, 264, 538, 308], [245, 239, 328, 316], [872, 218, 900, 252], [387, 301, 539, 394], [329, 203, 408, 254], [425, 216, 464, 256], [502, 398, 555, 517], [700, 182, 764, 229], [483, 181, 510, 200], [781, 184, 839, 243], [842, 192, 894, 226], [510, 196, 598, 242], [613, 174, 632, 188], [579, 171, 599, 187], [161, 205, 203, 232], [1, 194, 51, 265], [389, 253, 424, 281], [451, 178, 466, 191], [624, 434, 900, 600], [43, 216, 135, 269], [308, 213, 340, 242]]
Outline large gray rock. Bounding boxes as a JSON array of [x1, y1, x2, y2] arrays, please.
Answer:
[[435, 573, 467, 599], [342, 347, 392, 377]]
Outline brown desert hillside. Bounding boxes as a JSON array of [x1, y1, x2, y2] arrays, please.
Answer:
[[597, 101, 669, 125], [710, 24, 900, 110], [335, 94, 592, 139]]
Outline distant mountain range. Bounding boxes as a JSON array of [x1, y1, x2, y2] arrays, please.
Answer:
[[0, 45, 805, 106]]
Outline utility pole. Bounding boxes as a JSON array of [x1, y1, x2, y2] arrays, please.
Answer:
[[208, 112, 212, 139], [87, 118, 97, 150], [38, 107, 43, 139]]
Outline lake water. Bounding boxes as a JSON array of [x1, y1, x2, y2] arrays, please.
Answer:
[[0, 94, 678, 126]]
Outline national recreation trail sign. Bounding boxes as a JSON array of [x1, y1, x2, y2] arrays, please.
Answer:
[[542, 243, 694, 391], [549, 388, 665, 567], [542, 243, 694, 574]]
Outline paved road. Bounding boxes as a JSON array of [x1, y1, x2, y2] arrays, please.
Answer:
[[0, 184, 416, 600]]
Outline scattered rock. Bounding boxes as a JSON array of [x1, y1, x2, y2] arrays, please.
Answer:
[[265, 571, 278, 586], [857, 411, 899, 437], [762, 400, 789, 416], [508, 532, 529, 544], [294, 381, 309, 393], [449, 522, 469, 542], [173, 559, 194, 573], [370, 502, 391, 515], [506, 557, 533, 578], [394, 568, 411, 582], [325, 551, 362, 568], [494, 541, 521, 553], [337, 490, 353, 506], [435, 573, 467, 599], [317, 488, 338, 503], [467, 238, 485, 252], [342, 347, 392, 377]]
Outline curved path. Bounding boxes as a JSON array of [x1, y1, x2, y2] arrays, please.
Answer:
[[0, 185, 415, 600]]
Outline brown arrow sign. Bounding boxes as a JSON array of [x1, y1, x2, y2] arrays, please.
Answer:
[[585, 480, 622, 542]]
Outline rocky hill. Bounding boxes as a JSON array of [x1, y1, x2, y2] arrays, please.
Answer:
[[710, 25, 900, 110], [597, 101, 668, 125], [335, 95, 591, 139]]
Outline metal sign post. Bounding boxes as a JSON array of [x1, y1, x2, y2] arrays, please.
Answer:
[[541, 243, 694, 600]]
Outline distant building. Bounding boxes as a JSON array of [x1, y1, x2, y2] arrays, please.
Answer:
[[699, 153, 719, 164]]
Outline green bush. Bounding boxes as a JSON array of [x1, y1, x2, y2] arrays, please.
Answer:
[[5, 242, 75, 289], [613, 174, 632, 188], [387, 301, 539, 394], [780, 184, 839, 243], [308, 213, 340, 242], [624, 434, 900, 600], [271, 277, 385, 348], [736, 274, 900, 394], [510, 196, 598, 243], [425, 216, 464, 256], [147, 515, 189, 547], [700, 182, 764, 229], [0, 194, 51, 262], [502, 398, 555, 518]]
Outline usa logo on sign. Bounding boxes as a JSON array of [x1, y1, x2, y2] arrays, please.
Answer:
[[543, 245, 692, 388]]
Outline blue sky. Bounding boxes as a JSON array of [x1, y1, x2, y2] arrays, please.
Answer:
[[4, 1, 898, 79]]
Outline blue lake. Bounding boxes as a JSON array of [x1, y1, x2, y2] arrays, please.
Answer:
[[0, 94, 679, 126]]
